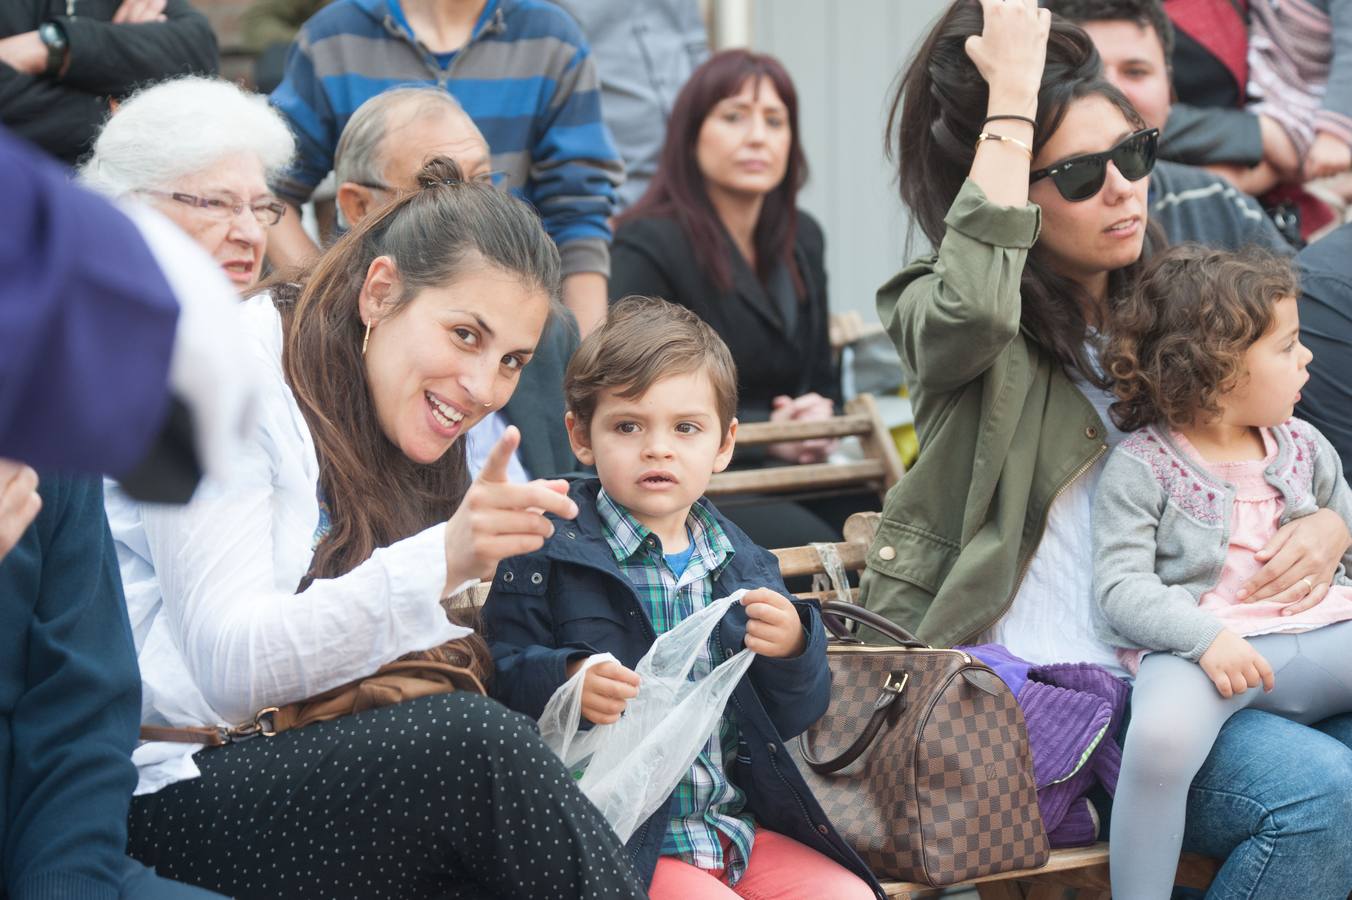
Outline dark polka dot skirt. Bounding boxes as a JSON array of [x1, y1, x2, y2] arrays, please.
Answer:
[[128, 693, 646, 900]]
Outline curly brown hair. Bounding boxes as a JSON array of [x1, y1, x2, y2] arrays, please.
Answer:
[[1103, 244, 1299, 431]]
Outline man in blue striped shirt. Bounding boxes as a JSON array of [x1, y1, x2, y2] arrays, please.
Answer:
[[266, 0, 623, 334]]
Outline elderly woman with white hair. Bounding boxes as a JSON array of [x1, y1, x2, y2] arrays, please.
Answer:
[[81, 76, 294, 292]]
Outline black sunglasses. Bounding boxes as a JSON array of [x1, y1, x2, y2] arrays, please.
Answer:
[[1029, 128, 1159, 202]]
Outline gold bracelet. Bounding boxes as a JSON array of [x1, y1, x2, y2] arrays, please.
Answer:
[[976, 131, 1033, 160]]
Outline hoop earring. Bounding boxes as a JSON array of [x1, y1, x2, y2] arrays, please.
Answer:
[[361, 321, 372, 356]]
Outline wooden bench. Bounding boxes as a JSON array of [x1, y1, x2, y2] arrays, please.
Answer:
[[707, 393, 905, 503], [774, 513, 1220, 900]]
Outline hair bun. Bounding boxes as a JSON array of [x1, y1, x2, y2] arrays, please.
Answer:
[[415, 156, 469, 190]]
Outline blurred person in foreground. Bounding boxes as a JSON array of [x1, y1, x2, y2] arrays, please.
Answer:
[[2, 124, 253, 900]]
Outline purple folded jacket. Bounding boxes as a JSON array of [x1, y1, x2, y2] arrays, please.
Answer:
[[959, 644, 1129, 847]]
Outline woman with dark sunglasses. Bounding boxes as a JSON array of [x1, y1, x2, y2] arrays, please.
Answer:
[[859, 0, 1352, 896]]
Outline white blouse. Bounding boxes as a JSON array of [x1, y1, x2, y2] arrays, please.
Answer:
[[979, 372, 1130, 677], [109, 296, 470, 795]]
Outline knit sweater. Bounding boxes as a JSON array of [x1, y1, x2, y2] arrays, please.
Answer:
[[1092, 419, 1352, 659], [268, 0, 622, 277], [1, 477, 153, 899]]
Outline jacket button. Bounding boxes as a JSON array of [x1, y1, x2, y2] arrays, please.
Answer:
[[878, 546, 896, 561], [817, 824, 829, 835], [503, 571, 514, 583], [566, 531, 576, 539], [530, 572, 543, 585], [767, 742, 777, 753], [1086, 426, 1099, 439]]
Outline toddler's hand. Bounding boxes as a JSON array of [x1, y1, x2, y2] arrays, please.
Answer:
[[1305, 131, 1352, 181], [741, 588, 807, 658], [565, 658, 640, 725], [1199, 630, 1275, 698]]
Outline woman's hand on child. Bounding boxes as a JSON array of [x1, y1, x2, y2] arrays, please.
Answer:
[[1237, 508, 1350, 614], [443, 426, 578, 589], [566, 657, 641, 725], [741, 588, 807, 658], [1305, 132, 1352, 182], [1199, 630, 1275, 698], [964, 0, 1050, 114]]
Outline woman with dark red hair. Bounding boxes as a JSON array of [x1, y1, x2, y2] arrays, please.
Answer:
[[611, 49, 866, 547]]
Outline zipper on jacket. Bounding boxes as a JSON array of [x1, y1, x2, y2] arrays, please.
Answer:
[[963, 442, 1106, 644]]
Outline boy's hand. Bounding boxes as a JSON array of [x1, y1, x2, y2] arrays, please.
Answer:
[[1199, 630, 1275, 698], [1306, 131, 1352, 181], [565, 657, 640, 725], [741, 588, 807, 658]]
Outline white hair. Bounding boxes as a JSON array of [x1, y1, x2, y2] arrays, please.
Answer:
[[79, 76, 295, 198]]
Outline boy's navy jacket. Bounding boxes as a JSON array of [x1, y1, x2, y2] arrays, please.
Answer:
[[484, 478, 884, 896]]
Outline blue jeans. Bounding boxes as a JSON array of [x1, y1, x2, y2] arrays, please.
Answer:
[[1180, 709, 1352, 899]]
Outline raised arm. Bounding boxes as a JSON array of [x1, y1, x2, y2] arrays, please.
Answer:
[[881, 0, 1049, 394]]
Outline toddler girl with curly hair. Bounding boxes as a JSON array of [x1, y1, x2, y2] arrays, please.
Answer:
[[1093, 244, 1352, 899]]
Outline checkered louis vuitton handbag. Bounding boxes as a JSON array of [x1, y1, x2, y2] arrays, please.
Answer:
[[793, 601, 1049, 885]]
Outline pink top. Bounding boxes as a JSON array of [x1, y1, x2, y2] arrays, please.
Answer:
[[1122, 428, 1352, 674]]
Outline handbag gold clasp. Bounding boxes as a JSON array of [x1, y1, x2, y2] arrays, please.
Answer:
[[883, 672, 909, 694], [228, 707, 280, 742]]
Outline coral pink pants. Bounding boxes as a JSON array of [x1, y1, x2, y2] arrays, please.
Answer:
[[647, 828, 874, 900]]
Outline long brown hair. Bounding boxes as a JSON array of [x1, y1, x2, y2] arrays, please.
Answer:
[[888, 2, 1165, 384], [618, 48, 808, 295], [263, 158, 559, 677]]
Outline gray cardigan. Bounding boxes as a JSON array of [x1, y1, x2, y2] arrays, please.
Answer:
[[1092, 419, 1352, 660]]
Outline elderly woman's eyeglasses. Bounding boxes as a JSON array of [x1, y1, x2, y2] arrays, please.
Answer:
[[1028, 128, 1159, 202], [140, 190, 287, 226]]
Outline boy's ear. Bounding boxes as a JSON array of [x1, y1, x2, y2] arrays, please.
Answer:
[[565, 410, 596, 466], [712, 417, 738, 474]]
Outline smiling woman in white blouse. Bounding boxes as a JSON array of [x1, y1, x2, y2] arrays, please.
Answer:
[[106, 156, 646, 900]]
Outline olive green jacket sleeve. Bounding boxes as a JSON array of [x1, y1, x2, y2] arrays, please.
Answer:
[[881, 179, 1041, 395], [861, 179, 1106, 648]]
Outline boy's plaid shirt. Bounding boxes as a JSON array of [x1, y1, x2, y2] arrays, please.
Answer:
[[595, 488, 757, 882]]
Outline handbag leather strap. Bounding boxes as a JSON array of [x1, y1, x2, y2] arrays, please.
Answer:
[[819, 600, 929, 649], [798, 671, 909, 774]]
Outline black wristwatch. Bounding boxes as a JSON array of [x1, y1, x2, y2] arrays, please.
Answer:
[[36, 21, 68, 78]]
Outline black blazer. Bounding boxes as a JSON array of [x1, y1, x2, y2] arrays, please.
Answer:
[[610, 210, 840, 427], [504, 305, 582, 479]]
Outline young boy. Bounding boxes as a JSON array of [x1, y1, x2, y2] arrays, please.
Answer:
[[483, 297, 878, 899]]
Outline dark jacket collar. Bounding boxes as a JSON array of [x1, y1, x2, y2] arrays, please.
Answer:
[[525, 478, 778, 587]]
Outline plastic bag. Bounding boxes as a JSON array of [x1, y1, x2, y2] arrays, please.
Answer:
[[538, 590, 755, 842]]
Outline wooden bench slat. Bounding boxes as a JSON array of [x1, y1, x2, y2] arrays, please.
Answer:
[[878, 845, 1219, 898], [707, 460, 885, 497], [770, 540, 867, 578], [733, 413, 876, 444]]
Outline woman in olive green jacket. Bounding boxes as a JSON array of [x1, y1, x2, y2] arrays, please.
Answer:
[[860, 1, 1352, 895]]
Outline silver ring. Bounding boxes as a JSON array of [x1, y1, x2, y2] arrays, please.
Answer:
[[1300, 576, 1315, 593]]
